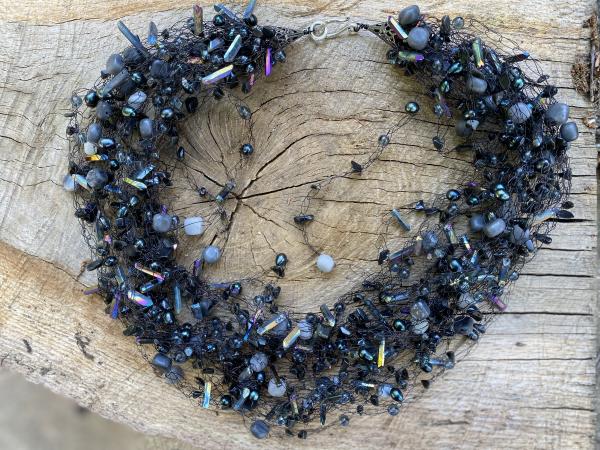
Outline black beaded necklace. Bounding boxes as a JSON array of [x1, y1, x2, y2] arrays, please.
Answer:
[[64, 2, 578, 440]]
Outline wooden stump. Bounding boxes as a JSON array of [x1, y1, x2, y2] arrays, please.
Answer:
[[0, 1, 596, 448]]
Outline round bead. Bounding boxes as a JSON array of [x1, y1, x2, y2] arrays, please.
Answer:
[[560, 122, 578, 142], [545, 102, 569, 125], [378, 134, 390, 146], [267, 378, 287, 397], [241, 143, 254, 155], [250, 352, 269, 372], [316, 254, 335, 273], [446, 189, 461, 201], [452, 16, 464, 29], [398, 5, 420, 25], [405, 101, 420, 114], [407, 27, 430, 51], [84, 90, 99, 107], [250, 420, 270, 439], [183, 216, 204, 236], [507, 102, 531, 124], [152, 213, 172, 233], [202, 245, 221, 264], [483, 218, 506, 238]]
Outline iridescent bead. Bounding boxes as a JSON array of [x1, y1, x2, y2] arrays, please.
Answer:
[[378, 134, 390, 146], [63, 174, 76, 192], [405, 101, 420, 114], [390, 387, 404, 402], [240, 143, 254, 155], [446, 189, 461, 201], [84, 90, 99, 107], [410, 299, 430, 320]]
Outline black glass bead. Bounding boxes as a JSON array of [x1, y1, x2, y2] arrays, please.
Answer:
[[240, 143, 254, 155], [390, 387, 404, 402], [185, 96, 198, 113], [176, 146, 185, 160], [446, 189, 461, 201], [220, 395, 233, 408], [432, 136, 444, 150], [393, 319, 407, 331], [84, 90, 99, 107], [213, 87, 225, 100], [213, 14, 225, 26], [405, 101, 420, 114], [160, 108, 174, 119]]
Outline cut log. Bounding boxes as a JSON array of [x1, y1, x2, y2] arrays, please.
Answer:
[[0, 1, 596, 449]]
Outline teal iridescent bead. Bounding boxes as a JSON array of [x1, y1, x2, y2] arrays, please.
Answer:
[[448, 62, 463, 74], [390, 387, 404, 402], [122, 106, 136, 117], [439, 79, 452, 93], [405, 101, 420, 114]]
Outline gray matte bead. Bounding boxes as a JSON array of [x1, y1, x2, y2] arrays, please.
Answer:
[[466, 77, 487, 94], [407, 27, 430, 50], [165, 365, 184, 384], [85, 168, 108, 190], [202, 245, 221, 263], [150, 59, 170, 79], [483, 218, 506, 238], [250, 352, 268, 372], [106, 53, 124, 75], [560, 121, 578, 142], [469, 214, 485, 232], [455, 119, 474, 137], [250, 420, 270, 439], [151, 353, 172, 371], [545, 102, 569, 125], [87, 123, 102, 143], [139, 118, 154, 139], [128, 91, 147, 109], [152, 213, 172, 233], [96, 101, 113, 120], [507, 102, 531, 124], [398, 5, 420, 25]]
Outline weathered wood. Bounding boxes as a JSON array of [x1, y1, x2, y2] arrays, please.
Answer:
[[0, 1, 596, 449]]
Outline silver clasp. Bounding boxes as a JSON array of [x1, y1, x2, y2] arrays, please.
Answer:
[[309, 17, 358, 42]]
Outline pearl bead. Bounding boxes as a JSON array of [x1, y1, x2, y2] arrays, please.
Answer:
[[202, 245, 221, 263], [316, 254, 335, 273], [183, 216, 204, 236], [267, 378, 287, 397]]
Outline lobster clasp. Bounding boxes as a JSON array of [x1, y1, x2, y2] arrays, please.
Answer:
[[309, 17, 358, 42]]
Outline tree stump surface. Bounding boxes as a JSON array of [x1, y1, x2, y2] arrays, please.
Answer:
[[0, 1, 597, 448]]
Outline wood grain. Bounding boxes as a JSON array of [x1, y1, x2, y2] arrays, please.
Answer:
[[0, 1, 596, 449]]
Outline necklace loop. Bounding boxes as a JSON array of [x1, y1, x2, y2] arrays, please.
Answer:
[[309, 17, 358, 42]]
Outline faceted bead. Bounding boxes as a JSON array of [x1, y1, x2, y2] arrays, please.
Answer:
[[267, 378, 286, 397], [250, 420, 270, 439], [379, 134, 390, 146], [545, 102, 569, 125], [483, 218, 506, 238], [250, 352, 268, 372], [405, 101, 420, 114], [388, 404, 400, 416], [316, 254, 335, 273], [466, 76, 487, 94], [106, 53, 124, 75], [398, 5, 420, 25], [560, 122, 578, 142], [507, 102, 531, 124], [85, 168, 108, 190], [407, 27, 430, 50], [202, 245, 221, 263], [183, 216, 204, 235], [152, 213, 172, 233], [410, 299, 431, 320]]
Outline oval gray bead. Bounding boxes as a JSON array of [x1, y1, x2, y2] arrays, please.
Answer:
[[87, 123, 102, 143], [96, 101, 113, 120], [128, 91, 147, 109], [466, 76, 487, 94], [106, 53, 124, 75], [250, 352, 268, 372], [250, 420, 270, 439], [560, 121, 578, 142], [545, 102, 569, 125], [509, 225, 530, 245], [507, 102, 531, 124], [407, 27, 430, 50], [151, 353, 172, 371], [139, 118, 154, 139], [150, 59, 170, 79], [455, 119, 474, 137], [398, 5, 420, 25], [469, 214, 485, 232], [152, 213, 172, 233], [483, 218, 506, 238], [86, 168, 108, 190]]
